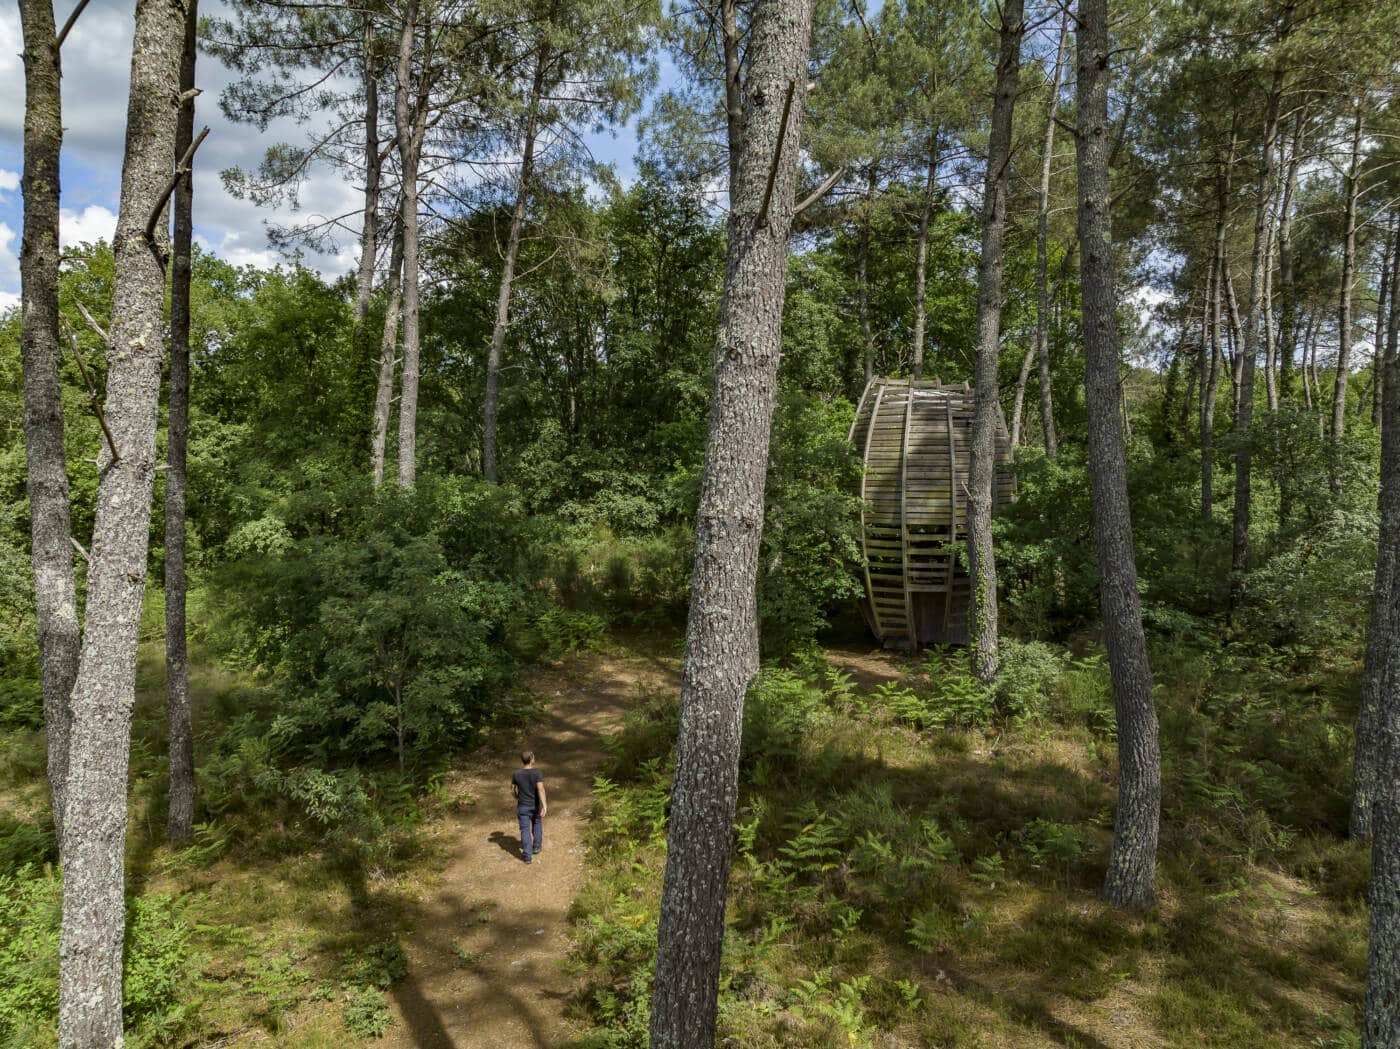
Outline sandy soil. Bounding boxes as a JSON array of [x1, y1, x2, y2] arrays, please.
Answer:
[[379, 653, 676, 1049]]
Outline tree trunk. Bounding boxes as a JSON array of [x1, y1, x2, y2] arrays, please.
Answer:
[[1375, 229, 1392, 430], [1332, 100, 1365, 453], [967, 0, 1024, 686], [1230, 70, 1283, 612], [1202, 253, 1220, 520], [354, 14, 381, 321], [1035, 12, 1068, 458], [18, 0, 80, 847], [857, 164, 877, 386], [1361, 239, 1400, 1045], [58, 0, 184, 1040], [1302, 312, 1316, 409], [911, 133, 939, 381], [648, 1, 814, 1044], [1202, 132, 1235, 522], [1277, 108, 1303, 400], [1010, 340, 1035, 449], [394, 0, 428, 489], [720, 0, 741, 190], [482, 50, 547, 484], [165, 0, 198, 847], [1263, 195, 1278, 413], [1076, 0, 1160, 910], [1351, 226, 1400, 839], [1225, 265, 1244, 408], [372, 223, 404, 487]]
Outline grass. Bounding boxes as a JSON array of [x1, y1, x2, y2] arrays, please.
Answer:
[[564, 634, 1369, 1049], [0, 614, 456, 1047]]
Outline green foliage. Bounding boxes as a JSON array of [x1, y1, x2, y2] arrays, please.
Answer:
[[342, 986, 393, 1038], [216, 475, 539, 771], [0, 867, 198, 1047]]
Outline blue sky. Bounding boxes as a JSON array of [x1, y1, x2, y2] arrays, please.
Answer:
[[0, 0, 648, 311]]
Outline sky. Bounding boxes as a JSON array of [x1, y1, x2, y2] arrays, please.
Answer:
[[0, 0, 645, 312]]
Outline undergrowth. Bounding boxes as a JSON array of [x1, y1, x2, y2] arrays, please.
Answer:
[[565, 635, 1367, 1049]]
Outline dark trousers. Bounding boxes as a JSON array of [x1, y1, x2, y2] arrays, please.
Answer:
[[517, 806, 543, 862]]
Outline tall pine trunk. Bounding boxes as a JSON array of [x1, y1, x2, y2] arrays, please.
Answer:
[[967, 0, 1024, 685], [354, 15, 381, 321], [1375, 230, 1392, 429], [857, 164, 877, 386], [1362, 236, 1400, 1046], [1035, 12, 1068, 458], [1277, 109, 1303, 400], [1332, 100, 1365, 454], [165, 0, 198, 846], [58, 0, 185, 1039], [648, 1, 814, 1043], [1202, 132, 1235, 522], [1076, 0, 1160, 910], [1230, 69, 1283, 612], [372, 223, 404, 487], [394, 0, 428, 489], [482, 51, 547, 484], [911, 134, 939, 381], [1351, 227, 1400, 839], [19, 0, 80, 846], [1010, 341, 1035, 449]]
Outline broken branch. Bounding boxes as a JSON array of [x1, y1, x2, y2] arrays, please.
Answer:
[[755, 79, 797, 230], [55, 0, 92, 49], [145, 125, 210, 260], [60, 323, 121, 465], [794, 166, 846, 217]]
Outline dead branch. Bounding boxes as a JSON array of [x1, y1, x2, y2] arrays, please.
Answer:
[[60, 323, 121, 465], [144, 125, 210, 261], [55, 0, 93, 48], [755, 79, 797, 230], [794, 167, 846, 217]]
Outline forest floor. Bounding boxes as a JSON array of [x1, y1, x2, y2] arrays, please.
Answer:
[[375, 648, 679, 1049]]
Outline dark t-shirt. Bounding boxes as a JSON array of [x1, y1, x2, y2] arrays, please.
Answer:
[[512, 767, 543, 811]]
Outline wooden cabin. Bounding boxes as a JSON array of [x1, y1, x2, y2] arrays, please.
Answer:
[[849, 378, 1016, 648]]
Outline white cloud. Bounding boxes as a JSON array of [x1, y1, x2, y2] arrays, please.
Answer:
[[60, 205, 118, 249], [0, 222, 18, 304], [0, 169, 17, 193]]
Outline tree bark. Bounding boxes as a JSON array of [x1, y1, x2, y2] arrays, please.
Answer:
[[648, 1, 814, 1044], [1035, 12, 1068, 458], [1229, 68, 1283, 612], [354, 14, 381, 321], [165, 0, 198, 847], [1202, 132, 1235, 523], [1010, 339, 1035, 449], [1332, 100, 1365, 453], [857, 164, 877, 386], [1076, 0, 1160, 910], [967, 0, 1024, 685], [1375, 229, 1392, 430], [1351, 226, 1400, 839], [372, 222, 404, 487], [394, 0, 428, 489], [1362, 238, 1400, 1045], [1202, 252, 1221, 520], [482, 49, 547, 484], [1263, 195, 1278, 413], [58, 0, 185, 1040], [18, 0, 80, 847], [1277, 108, 1303, 400], [911, 133, 939, 381]]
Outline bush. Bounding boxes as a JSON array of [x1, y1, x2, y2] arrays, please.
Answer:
[[215, 473, 541, 771]]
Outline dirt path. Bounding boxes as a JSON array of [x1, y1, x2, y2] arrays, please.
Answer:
[[381, 652, 676, 1049]]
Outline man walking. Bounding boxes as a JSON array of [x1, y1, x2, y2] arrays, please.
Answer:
[[511, 750, 547, 864]]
